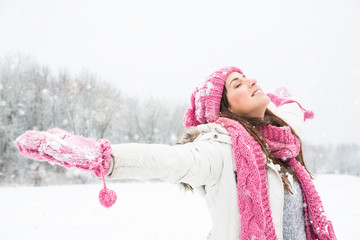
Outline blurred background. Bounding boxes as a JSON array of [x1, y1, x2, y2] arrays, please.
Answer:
[[1, 0, 359, 184], [0, 0, 359, 239]]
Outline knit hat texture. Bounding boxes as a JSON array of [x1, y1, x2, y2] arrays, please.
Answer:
[[183, 66, 243, 128]]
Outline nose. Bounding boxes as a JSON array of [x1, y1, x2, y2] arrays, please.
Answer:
[[248, 78, 257, 87]]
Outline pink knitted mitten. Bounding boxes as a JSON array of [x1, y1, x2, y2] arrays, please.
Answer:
[[15, 128, 117, 208], [266, 87, 315, 121]]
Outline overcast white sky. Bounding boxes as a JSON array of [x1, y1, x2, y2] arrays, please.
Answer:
[[0, 0, 359, 145]]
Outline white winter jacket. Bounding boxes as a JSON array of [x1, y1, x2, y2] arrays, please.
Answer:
[[105, 103, 306, 240]]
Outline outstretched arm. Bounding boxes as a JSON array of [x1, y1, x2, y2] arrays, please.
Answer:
[[107, 140, 228, 187], [267, 87, 314, 138], [14, 126, 231, 207]]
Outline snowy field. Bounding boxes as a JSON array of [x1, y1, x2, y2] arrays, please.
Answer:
[[0, 174, 359, 240]]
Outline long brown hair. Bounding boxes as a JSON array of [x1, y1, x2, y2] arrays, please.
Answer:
[[180, 85, 313, 195]]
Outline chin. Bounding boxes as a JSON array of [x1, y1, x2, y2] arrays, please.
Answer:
[[263, 95, 271, 105]]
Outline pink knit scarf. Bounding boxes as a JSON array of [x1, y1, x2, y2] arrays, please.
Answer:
[[216, 117, 337, 240]]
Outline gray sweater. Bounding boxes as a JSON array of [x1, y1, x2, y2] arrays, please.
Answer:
[[283, 178, 307, 240]]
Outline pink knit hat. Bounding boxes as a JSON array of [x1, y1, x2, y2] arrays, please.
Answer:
[[183, 66, 314, 128], [183, 66, 243, 128]]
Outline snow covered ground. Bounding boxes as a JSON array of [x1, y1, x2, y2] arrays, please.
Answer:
[[0, 174, 359, 240]]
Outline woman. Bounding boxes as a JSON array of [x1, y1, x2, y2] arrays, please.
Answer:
[[15, 66, 336, 240]]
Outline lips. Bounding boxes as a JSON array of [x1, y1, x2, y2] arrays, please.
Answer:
[[252, 89, 262, 97]]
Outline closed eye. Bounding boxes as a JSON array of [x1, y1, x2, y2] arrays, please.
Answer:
[[235, 84, 241, 88]]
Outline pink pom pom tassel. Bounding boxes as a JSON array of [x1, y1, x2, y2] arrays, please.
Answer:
[[98, 166, 117, 208]]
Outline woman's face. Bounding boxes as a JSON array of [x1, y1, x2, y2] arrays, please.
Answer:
[[224, 71, 270, 119]]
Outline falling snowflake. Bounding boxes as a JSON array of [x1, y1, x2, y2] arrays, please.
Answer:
[[170, 134, 177, 141]]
